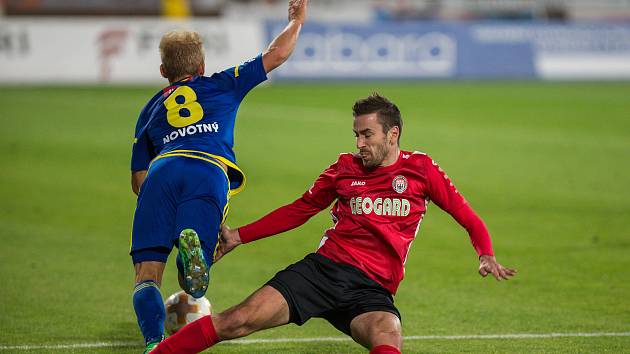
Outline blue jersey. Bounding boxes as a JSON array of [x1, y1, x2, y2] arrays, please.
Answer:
[[131, 54, 267, 195]]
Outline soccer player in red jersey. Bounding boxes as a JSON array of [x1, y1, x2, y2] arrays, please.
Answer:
[[153, 93, 516, 354]]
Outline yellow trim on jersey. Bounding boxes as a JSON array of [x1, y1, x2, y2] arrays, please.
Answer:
[[234, 65, 239, 78], [222, 200, 230, 224], [129, 209, 136, 252], [167, 149, 247, 197], [152, 153, 229, 182], [132, 151, 237, 253], [213, 201, 231, 261]]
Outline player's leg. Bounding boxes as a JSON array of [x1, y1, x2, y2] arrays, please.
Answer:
[[314, 255, 402, 353], [174, 197, 225, 298], [153, 285, 290, 354], [350, 311, 403, 354], [155, 254, 340, 353], [175, 188, 227, 298], [133, 259, 168, 350], [130, 158, 179, 351], [175, 225, 210, 298], [215, 285, 290, 338], [131, 251, 171, 352], [173, 160, 228, 298]]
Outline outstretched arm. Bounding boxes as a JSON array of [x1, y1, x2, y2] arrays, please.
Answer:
[[425, 156, 517, 281], [215, 197, 324, 262], [262, 0, 308, 73], [215, 159, 339, 262]]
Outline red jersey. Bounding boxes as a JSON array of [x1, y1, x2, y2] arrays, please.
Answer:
[[239, 150, 494, 294]]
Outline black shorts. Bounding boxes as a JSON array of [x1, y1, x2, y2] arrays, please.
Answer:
[[266, 253, 401, 336]]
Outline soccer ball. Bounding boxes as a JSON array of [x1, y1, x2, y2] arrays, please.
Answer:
[[164, 291, 212, 334]]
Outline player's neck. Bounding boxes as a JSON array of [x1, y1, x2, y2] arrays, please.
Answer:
[[380, 147, 400, 168], [169, 75, 194, 84]]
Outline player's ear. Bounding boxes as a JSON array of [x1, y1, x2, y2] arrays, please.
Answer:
[[389, 126, 400, 146], [160, 64, 168, 79], [198, 60, 205, 76]]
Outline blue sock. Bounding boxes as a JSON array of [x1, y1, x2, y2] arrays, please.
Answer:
[[133, 280, 165, 344]]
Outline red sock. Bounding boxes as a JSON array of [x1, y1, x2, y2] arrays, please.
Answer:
[[153, 316, 220, 354], [370, 344, 401, 354]]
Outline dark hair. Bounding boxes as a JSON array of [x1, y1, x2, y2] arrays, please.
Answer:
[[352, 92, 402, 144]]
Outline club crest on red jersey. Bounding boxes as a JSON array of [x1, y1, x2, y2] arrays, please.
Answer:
[[392, 175, 408, 194]]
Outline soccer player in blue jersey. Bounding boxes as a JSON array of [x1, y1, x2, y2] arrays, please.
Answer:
[[129, 1, 308, 352]]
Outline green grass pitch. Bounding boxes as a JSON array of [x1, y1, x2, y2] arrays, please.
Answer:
[[1, 82, 629, 353]]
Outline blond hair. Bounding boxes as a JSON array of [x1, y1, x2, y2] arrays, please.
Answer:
[[159, 30, 205, 81]]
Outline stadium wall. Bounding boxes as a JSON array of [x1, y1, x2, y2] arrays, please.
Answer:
[[267, 21, 630, 80], [1, 18, 629, 83], [0, 18, 263, 84]]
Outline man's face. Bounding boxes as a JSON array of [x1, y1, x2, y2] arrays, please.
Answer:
[[353, 113, 391, 169]]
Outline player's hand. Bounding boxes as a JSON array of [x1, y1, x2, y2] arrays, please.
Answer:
[[478, 255, 517, 281], [214, 224, 242, 262], [288, 0, 308, 24]]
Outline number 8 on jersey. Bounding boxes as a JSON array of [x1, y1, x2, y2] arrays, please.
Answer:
[[164, 86, 204, 128]]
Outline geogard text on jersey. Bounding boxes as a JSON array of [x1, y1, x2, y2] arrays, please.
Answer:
[[349, 197, 411, 216]]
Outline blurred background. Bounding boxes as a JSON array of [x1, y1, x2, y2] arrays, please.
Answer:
[[1, 1, 630, 353], [1, 0, 630, 83]]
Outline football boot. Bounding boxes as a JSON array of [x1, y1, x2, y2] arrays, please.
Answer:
[[177, 229, 209, 298], [143, 336, 163, 354]]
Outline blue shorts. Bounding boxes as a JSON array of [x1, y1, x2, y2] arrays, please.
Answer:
[[130, 154, 229, 265]]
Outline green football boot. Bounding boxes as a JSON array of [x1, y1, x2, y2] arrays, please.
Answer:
[[177, 228, 209, 298], [143, 338, 162, 354]]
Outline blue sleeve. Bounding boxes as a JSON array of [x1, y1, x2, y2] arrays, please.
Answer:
[[211, 54, 268, 101], [130, 108, 155, 172]]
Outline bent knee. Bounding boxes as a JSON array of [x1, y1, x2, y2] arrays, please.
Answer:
[[373, 328, 402, 344], [351, 312, 403, 349]]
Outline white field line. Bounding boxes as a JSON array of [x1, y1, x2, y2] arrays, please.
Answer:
[[1, 332, 629, 350]]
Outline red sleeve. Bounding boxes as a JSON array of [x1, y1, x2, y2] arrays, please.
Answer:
[[424, 156, 494, 256], [239, 160, 339, 243]]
